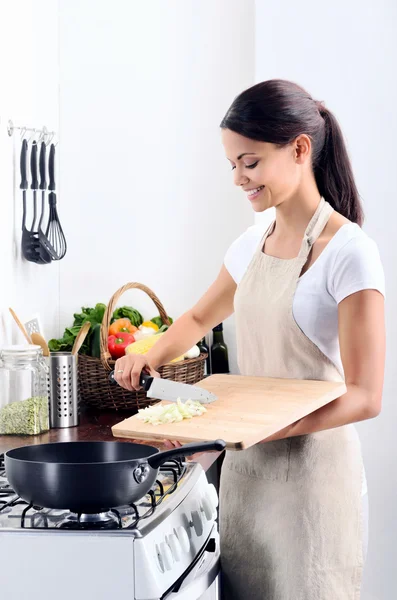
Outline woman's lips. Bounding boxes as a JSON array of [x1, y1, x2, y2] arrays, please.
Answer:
[[246, 185, 265, 201]]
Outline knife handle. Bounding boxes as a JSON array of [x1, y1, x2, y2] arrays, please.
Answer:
[[140, 372, 153, 390], [108, 369, 153, 390]]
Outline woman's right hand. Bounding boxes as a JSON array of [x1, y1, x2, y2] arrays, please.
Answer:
[[114, 354, 160, 391]]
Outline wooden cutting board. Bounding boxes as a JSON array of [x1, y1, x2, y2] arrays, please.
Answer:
[[112, 374, 346, 450]]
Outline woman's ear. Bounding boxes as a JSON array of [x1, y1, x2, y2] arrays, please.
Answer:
[[294, 134, 311, 165]]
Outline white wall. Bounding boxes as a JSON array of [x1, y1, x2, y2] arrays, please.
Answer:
[[58, 0, 255, 372], [0, 0, 60, 344], [255, 1, 397, 598]]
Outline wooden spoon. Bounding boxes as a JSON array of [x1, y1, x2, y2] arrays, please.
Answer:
[[9, 307, 33, 344], [72, 321, 91, 356], [31, 332, 50, 357]]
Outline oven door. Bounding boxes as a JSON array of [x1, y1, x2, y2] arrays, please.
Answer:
[[164, 527, 220, 600]]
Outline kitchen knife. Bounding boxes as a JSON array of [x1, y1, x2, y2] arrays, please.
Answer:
[[109, 371, 217, 404]]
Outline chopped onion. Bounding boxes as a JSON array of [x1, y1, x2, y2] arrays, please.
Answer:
[[136, 398, 207, 426]]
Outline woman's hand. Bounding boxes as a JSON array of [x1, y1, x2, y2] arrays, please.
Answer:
[[114, 354, 160, 391], [163, 440, 205, 462]]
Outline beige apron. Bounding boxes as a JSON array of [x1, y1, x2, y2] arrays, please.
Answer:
[[220, 199, 364, 600]]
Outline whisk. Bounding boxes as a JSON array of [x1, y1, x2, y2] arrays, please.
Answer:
[[45, 143, 67, 260]]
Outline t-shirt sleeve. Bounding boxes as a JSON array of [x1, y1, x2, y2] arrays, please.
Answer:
[[330, 234, 385, 304], [224, 224, 265, 284]]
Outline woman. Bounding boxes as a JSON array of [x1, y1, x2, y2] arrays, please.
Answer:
[[115, 80, 385, 599]]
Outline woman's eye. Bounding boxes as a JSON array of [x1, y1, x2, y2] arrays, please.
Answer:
[[231, 165, 236, 171], [246, 161, 259, 169]]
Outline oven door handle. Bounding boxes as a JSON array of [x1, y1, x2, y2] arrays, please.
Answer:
[[164, 536, 220, 599]]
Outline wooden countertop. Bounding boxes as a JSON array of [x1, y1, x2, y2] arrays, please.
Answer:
[[0, 408, 221, 472]]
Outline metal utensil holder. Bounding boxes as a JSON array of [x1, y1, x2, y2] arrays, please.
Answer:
[[48, 353, 79, 428]]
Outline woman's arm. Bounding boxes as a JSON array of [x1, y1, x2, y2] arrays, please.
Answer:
[[115, 266, 236, 390], [263, 289, 385, 442], [146, 265, 236, 369]]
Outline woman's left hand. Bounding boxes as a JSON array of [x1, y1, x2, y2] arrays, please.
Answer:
[[163, 439, 205, 462]]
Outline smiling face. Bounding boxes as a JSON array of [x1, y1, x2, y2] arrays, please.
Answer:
[[222, 129, 309, 212]]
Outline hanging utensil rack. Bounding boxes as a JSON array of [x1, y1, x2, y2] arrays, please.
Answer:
[[8, 119, 67, 262], [7, 119, 56, 145]]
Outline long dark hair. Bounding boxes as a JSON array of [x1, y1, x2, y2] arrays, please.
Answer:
[[220, 80, 363, 226]]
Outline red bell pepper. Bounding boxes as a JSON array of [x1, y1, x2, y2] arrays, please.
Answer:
[[108, 332, 135, 360]]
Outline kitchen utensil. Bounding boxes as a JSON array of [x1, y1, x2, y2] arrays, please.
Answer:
[[30, 141, 56, 262], [5, 439, 226, 512], [31, 332, 49, 357], [48, 352, 79, 429], [38, 140, 47, 230], [30, 142, 39, 231], [71, 321, 91, 356], [35, 141, 60, 261], [109, 370, 217, 403], [20, 140, 50, 264], [45, 144, 67, 260], [8, 308, 32, 344], [24, 315, 42, 338], [112, 374, 347, 450]]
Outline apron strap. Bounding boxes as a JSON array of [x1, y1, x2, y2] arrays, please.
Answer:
[[298, 198, 334, 259], [256, 219, 276, 255], [256, 198, 334, 259]]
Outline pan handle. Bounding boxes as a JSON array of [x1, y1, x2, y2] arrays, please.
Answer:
[[147, 440, 226, 470]]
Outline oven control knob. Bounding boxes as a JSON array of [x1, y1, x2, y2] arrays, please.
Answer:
[[167, 533, 182, 561], [191, 508, 204, 537], [207, 484, 218, 509], [201, 496, 214, 521], [175, 526, 190, 552], [159, 542, 174, 571]]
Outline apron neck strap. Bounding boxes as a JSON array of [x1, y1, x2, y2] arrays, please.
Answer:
[[298, 198, 334, 259]]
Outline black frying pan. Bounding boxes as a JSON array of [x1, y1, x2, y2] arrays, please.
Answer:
[[5, 440, 226, 514]]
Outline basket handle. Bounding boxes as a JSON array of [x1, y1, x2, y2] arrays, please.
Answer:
[[100, 282, 172, 371]]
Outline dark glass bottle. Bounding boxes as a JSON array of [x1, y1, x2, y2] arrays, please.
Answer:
[[197, 337, 210, 375], [210, 323, 229, 374]]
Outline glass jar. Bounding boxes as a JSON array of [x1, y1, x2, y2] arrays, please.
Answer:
[[0, 345, 49, 435]]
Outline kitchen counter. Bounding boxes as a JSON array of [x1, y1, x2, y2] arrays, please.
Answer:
[[0, 408, 222, 473]]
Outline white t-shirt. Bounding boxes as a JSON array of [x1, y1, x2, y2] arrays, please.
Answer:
[[225, 222, 385, 376], [225, 222, 385, 497]]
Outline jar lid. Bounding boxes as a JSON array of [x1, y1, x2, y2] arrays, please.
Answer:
[[1, 345, 42, 358]]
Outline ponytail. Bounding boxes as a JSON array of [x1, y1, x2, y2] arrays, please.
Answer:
[[314, 105, 364, 226]]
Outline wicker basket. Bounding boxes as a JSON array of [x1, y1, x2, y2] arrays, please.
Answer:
[[78, 282, 207, 411]]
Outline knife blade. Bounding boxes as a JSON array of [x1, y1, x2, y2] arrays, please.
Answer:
[[108, 369, 216, 404], [140, 374, 217, 404]]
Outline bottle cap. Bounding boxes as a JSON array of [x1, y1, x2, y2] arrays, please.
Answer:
[[212, 323, 223, 332]]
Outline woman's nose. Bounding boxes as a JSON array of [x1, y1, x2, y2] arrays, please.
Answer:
[[233, 167, 249, 187]]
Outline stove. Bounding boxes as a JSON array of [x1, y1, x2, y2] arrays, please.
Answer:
[[0, 452, 220, 600]]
